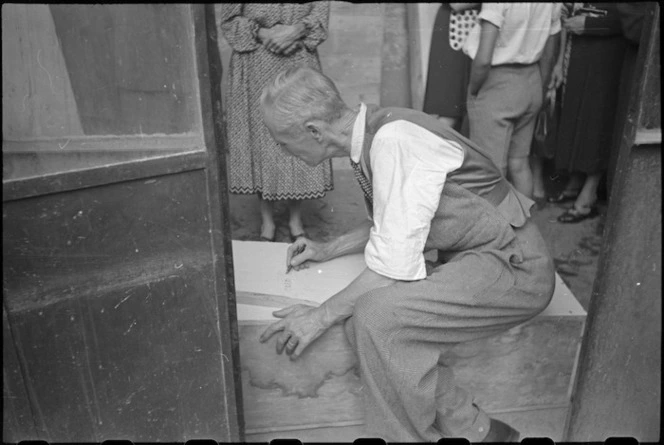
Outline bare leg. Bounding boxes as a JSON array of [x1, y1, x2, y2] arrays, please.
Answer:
[[550, 172, 584, 202], [530, 154, 546, 199], [557, 172, 602, 222], [574, 172, 602, 211], [288, 199, 305, 237], [507, 156, 534, 198], [565, 173, 585, 194], [259, 197, 276, 241]]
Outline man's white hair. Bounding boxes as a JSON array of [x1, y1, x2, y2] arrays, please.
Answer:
[[260, 66, 347, 135]]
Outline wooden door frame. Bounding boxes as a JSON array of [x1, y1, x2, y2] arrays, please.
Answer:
[[564, 3, 661, 441], [199, 4, 245, 440]]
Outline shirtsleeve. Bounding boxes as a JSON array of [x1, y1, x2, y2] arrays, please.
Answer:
[[478, 3, 508, 28], [550, 3, 562, 35], [364, 121, 464, 281], [218, 3, 261, 53], [300, 1, 330, 51]]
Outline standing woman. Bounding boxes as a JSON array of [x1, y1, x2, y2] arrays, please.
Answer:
[[464, 3, 561, 198], [422, 3, 480, 133], [220, 3, 333, 241], [549, 3, 628, 223]]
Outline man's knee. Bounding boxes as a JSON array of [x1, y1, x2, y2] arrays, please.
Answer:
[[352, 288, 400, 335]]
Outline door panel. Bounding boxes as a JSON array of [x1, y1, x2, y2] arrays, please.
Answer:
[[3, 5, 242, 441]]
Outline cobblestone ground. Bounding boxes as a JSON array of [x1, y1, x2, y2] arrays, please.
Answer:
[[229, 160, 606, 310]]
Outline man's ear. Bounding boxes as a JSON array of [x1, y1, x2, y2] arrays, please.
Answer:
[[305, 122, 323, 142]]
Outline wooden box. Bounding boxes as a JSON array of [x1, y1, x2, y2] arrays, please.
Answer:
[[232, 241, 586, 438]]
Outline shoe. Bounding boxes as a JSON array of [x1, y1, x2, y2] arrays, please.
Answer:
[[482, 418, 521, 442], [557, 206, 599, 223], [547, 190, 580, 204], [289, 229, 309, 243]]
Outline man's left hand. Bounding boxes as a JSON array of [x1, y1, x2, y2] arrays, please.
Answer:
[[259, 304, 330, 360]]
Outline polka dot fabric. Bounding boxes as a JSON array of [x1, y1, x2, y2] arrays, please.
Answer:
[[448, 9, 478, 51]]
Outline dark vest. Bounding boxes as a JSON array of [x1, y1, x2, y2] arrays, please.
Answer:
[[359, 105, 535, 253]]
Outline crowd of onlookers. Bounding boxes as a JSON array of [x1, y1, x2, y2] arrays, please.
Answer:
[[219, 2, 648, 241], [423, 2, 648, 223]]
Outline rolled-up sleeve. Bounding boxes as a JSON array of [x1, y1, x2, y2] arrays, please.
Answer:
[[478, 3, 507, 28], [364, 121, 464, 281], [550, 4, 562, 35]]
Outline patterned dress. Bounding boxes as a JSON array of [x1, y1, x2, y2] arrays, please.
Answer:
[[219, 3, 334, 201]]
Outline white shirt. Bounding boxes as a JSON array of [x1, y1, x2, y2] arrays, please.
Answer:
[[463, 3, 562, 65], [351, 104, 465, 281]]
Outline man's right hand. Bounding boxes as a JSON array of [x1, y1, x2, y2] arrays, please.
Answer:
[[286, 237, 327, 273]]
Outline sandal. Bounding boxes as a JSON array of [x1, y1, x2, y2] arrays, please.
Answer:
[[548, 190, 580, 204], [557, 206, 599, 223]]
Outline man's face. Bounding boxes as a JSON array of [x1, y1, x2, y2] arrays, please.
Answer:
[[265, 120, 326, 167]]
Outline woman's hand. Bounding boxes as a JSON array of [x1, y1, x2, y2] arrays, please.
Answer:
[[259, 304, 331, 360], [259, 24, 306, 55], [562, 15, 586, 35], [286, 236, 329, 272], [281, 40, 302, 57]]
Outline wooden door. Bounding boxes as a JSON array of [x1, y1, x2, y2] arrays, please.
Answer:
[[564, 3, 661, 441], [2, 5, 243, 441]]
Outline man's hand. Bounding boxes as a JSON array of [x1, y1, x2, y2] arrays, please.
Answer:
[[563, 16, 586, 35], [548, 62, 564, 90], [259, 24, 305, 55], [286, 236, 328, 273], [259, 304, 331, 360]]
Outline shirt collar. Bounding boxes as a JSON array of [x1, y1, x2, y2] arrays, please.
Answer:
[[350, 103, 367, 164]]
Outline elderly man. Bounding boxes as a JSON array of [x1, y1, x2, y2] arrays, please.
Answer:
[[258, 66, 555, 442]]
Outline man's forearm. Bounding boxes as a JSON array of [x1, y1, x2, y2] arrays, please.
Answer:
[[317, 220, 394, 326], [556, 28, 567, 66], [468, 60, 491, 96], [539, 34, 558, 90], [321, 219, 372, 261], [320, 266, 397, 326], [468, 21, 499, 96]]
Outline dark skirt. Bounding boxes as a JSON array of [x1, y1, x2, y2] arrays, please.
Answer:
[[422, 4, 473, 119], [555, 33, 627, 175]]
